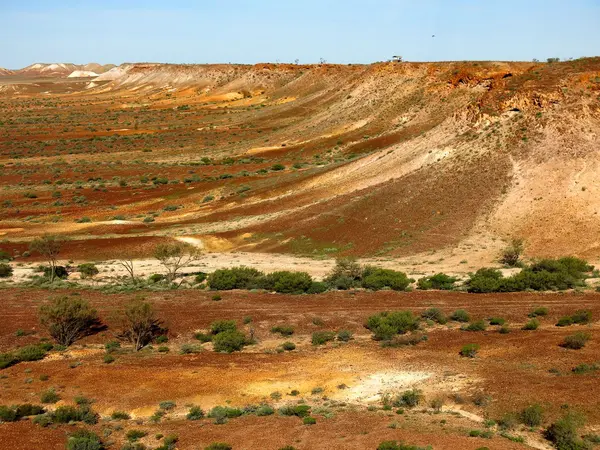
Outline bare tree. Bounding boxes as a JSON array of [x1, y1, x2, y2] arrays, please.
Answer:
[[153, 242, 200, 284], [117, 259, 136, 283], [30, 235, 64, 283], [120, 300, 163, 351]]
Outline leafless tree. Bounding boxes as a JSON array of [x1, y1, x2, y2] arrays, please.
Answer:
[[153, 242, 201, 284], [30, 234, 64, 283], [117, 259, 136, 283]]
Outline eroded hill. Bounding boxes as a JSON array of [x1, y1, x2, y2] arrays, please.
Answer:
[[1, 59, 600, 262]]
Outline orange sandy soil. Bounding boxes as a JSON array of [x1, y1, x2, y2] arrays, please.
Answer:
[[0, 288, 599, 449]]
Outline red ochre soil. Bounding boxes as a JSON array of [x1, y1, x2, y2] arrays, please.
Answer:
[[0, 288, 598, 449]]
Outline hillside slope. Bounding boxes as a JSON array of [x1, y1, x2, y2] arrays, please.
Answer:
[[0, 59, 599, 262]]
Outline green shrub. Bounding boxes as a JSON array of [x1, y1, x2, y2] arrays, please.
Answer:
[[66, 430, 103, 450], [262, 271, 313, 294], [337, 329, 353, 342], [110, 411, 130, 420], [195, 332, 212, 343], [279, 404, 311, 417], [159, 401, 176, 411], [303, 416, 317, 425], [207, 267, 264, 290], [377, 441, 430, 450], [17, 345, 48, 362], [466, 268, 503, 293], [186, 405, 204, 420], [0, 404, 45, 422], [282, 342, 296, 351], [307, 281, 328, 294], [39, 296, 99, 346], [210, 320, 237, 335], [572, 363, 600, 374], [149, 274, 165, 283], [460, 343, 480, 358], [126, 430, 147, 442], [0, 262, 13, 278], [544, 412, 589, 450], [365, 311, 419, 340], [523, 319, 540, 330], [312, 331, 336, 345], [464, 320, 487, 332], [421, 308, 447, 324], [394, 389, 422, 408], [520, 404, 544, 427], [271, 325, 294, 336], [103, 354, 115, 364], [500, 238, 524, 267], [0, 352, 18, 369], [255, 404, 275, 416], [195, 272, 207, 284], [105, 341, 120, 352], [450, 309, 470, 323], [208, 406, 243, 420], [43, 265, 68, 279], [417, 273, 457, 290], [204, 444, 232, 450], [40, 388, 60, 404], [561, 332, 591, 350], [78, 263, 99, 279], [529, 307, 549, 318], [212, 330, 247, 353], [571, 310, 592, 325], [362, 269, 412, 291], [556, 316, 574, 327]]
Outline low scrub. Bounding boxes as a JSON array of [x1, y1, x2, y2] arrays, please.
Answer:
[[561, 332, 591, 350], [0, 404, 45, 422], [365, 311, 419, 341], [66, 430, 104, 450], [312, 331, 336, 345], [460, 343, 480, 358], [467, 258, 593, 293], [417, 273, 458, 290], [377, 442, 431, 450]]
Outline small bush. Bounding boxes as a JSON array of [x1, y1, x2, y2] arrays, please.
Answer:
[[307, 281, 328, 294], [450, 309, 470, 323], [362, 269, 412, 291], [103, 354, 115, 364], [464, 320, 487, 332], [0, 404, 45, 422], [66, 430, 103, 450], [110, 411, 130, 420], [38, 296, 99, 346], [271, 325, 294, 336], [204, 444, 232, 450], [0, 352, 18, 369], [377, 441, 430, 450], [520, 404, 544, 427], [561, 332, 591, 350], [210, 320, 237, 335], [212, 330, 247, 353], [571, 310, 592, 325], [279, 404, 311, 417], [337, 330, 353, 342], [489, 317, 506, 326], [421, 308, 447, 324], [303, 416, 317, 425], [417, 273, 457, 290], [126, 430, 148, 442], [186, 405, 204, 420], [78, 263, 99, 279], [572, 363, 600, 374], [195, 272, 207, 284], [460, 343, 480, 358], [282, 342, 296, 351], [500, 238, 524, 267], [529, 307, 549, 318], [544, 412, 588, 450], [0, 263, 13, 278], [159, 401, 176, 411], [262, 271, 313, 294], [207, 267, 264, 290], [40, 388, 60, 404], [394, 389, 422, 408], [522, 319, 540, 330], [17, 345, 48, 362], [312, 331, 336, 345], [556, 316, 574, 327], [365, 311, 419, 340]]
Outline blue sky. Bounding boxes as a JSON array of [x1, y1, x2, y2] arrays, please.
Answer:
[[0, 0, 598, 68]]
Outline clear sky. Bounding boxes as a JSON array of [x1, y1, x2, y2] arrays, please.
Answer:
[[1, 0, 599, 69]]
